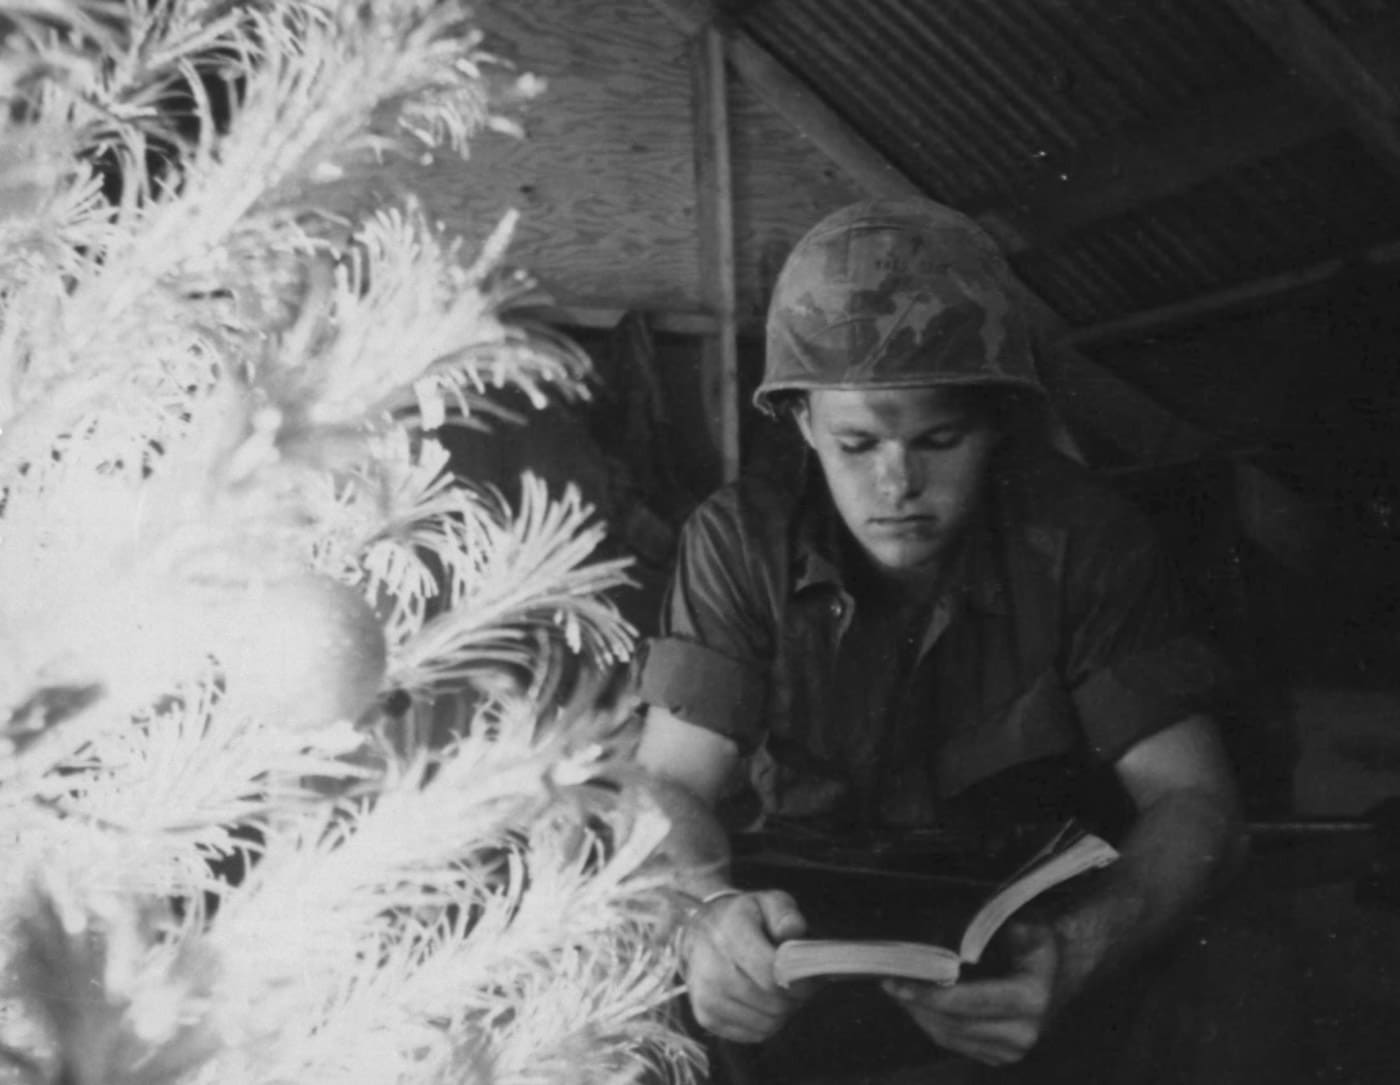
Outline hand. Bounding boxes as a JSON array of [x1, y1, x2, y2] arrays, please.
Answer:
[[681, 889, 816, 1044], [882, 922, 1064, 1067]]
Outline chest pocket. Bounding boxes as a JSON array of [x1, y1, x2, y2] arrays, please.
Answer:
[[934, 667, 1081, 800], [768, 589, 848, 753]]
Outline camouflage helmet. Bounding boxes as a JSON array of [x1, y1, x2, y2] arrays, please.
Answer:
[[756, 198, 1044, 413]]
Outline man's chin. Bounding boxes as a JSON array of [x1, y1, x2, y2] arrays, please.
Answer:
[[865, 543, 943, 579]]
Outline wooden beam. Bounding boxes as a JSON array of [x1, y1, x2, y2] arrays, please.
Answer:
[[1021, 292, 1211, 465], [1225, 0, 1400, 180], [985, 78, 1337, 252], [516, 304, 719, 336], [722, 32, 926, 202], [650, 0, 923, 201], [692, 24, 742, 481], [1063, 237, 1400, 349]]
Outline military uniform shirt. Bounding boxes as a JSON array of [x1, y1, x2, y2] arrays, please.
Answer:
[[636, 445, 1225, 831]]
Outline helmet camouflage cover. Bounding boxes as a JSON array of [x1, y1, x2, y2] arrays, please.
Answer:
[[756, 198, 1044, 412]]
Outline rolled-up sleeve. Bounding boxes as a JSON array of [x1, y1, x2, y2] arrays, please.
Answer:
[[634, 490, 776, 750], [1064, 508, 1230, 764], [636, 637, 766, 748], [1073, 635, 1226, 762]]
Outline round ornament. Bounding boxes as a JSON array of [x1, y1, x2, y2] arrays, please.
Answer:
[[215, 573, 387, 730]]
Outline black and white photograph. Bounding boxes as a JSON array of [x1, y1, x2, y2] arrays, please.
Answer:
[[0, 2, 1396, 1083]]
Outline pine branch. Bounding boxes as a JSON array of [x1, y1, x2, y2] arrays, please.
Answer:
[[0, 3, 696, 1082]]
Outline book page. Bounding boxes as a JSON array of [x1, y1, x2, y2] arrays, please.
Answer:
[[773, 939, 962, 987], [957, 831, 1118, 965]]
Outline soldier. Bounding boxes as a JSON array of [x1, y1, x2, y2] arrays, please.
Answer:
[[635, 200, 1296, 1082]]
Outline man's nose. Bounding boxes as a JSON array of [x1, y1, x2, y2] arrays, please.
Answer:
[[875, 446, 923, 500]]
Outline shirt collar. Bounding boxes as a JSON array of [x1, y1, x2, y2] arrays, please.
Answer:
[[793, 462, 845, 593]]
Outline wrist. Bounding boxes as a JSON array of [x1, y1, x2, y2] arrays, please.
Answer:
[[1049, 887, 1144, 1001], [696, 887, 744, 910], [675, 887, 745, 972]]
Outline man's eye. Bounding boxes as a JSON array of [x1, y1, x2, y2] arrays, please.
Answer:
[[919, 430, 966, 451], [837, 440, 874, 455]]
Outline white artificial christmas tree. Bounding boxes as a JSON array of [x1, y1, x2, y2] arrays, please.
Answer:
[[0, 2, 698, 1082]]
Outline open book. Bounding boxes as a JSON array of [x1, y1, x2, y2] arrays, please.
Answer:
[[772, 822, 1118, 988]]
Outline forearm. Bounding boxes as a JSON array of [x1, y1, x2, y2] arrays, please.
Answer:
[[885, 789, 1239, 1066], [1052, 784, 1241, 999], [644, 773, 735, 900]]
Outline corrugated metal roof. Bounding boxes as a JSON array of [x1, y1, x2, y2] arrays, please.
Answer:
[[1023, 133, 1400, 323], [732, 0, 1400, 327], [742, 0, 1280, 208], [1306, 0, 1399, 34]]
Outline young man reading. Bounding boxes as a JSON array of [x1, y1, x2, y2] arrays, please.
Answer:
[[635, 200, 1293, 1083]]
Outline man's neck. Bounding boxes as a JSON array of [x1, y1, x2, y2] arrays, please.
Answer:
[[848, 546, 946, 612]]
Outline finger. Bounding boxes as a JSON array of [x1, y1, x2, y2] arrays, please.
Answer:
[[1002, 920, 1053, 954], [1001, 921, 1058, 975], [891, 1002, 1041, 1066], [893, 1012, 1026, 1068], [940, 1020, 1040, 1066], [716, 944, 798, 1016], [753, 890, 807, 943], [692, 997, 786, 1044], [704, 1019, 776, 1046], [909, 1011, 1041, 1053], [885, 975, 1047, 1020], [934, 1034, 1033, 1068], [689, 917, 800, 1019], [690, 964, 794, 1044], [783, 977, 824, 1001], [691, 976, 785, 1024], [688, 951, 791, 1020], [691, 940, 806, 1024], [722, 924, 812, 1008]]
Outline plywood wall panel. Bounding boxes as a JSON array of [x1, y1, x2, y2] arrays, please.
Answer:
[[368, 1, 864, 325], [401, 0, 702, 312], [729, 78, 866, 329]]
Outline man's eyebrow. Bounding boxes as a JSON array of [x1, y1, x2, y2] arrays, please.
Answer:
[[827, 415, 967, 437]]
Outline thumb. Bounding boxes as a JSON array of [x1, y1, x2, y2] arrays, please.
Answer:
[[754, 890, 807, 943], [1004, 921, 1056, 968]]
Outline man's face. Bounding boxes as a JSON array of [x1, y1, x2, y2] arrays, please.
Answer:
[[797, 387, 1000, 578]]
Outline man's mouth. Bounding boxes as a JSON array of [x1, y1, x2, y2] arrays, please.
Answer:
[[869, 515, 937, 533]]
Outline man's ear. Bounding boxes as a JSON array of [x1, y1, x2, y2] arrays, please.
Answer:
[[793, 399, 816, 450]]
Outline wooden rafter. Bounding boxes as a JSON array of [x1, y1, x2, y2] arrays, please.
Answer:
[[649, 0, 922, 199], [1225, 0, 1400, 181], [691, 25, 742, 481], [519, 304, 719, 336], [981, 78, 1337, 253], [1064, 238, 1400, 350]]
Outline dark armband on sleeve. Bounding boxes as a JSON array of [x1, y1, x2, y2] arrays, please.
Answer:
[[636, 636, 766, 752], [1072, 635, 1230, 763]]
